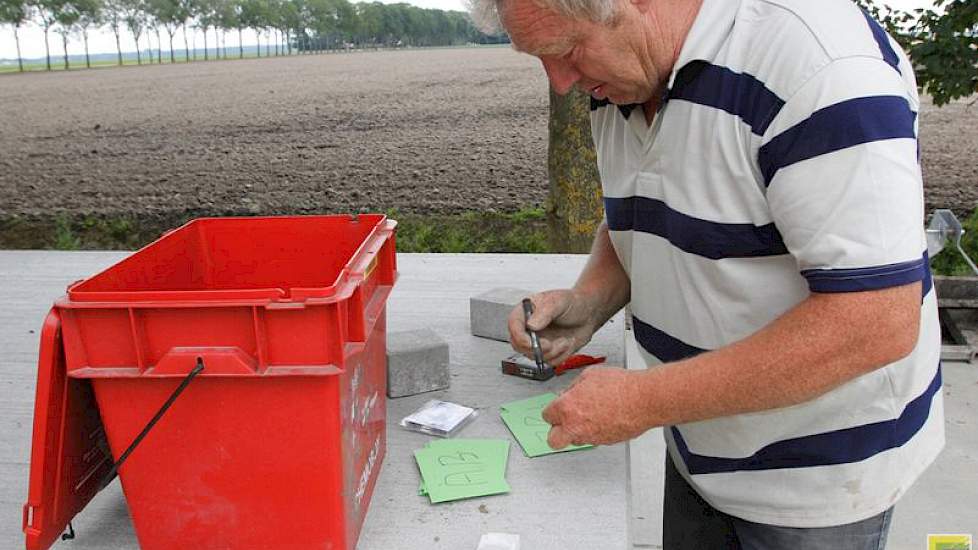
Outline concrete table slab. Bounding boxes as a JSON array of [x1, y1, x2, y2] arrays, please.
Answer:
[[1, 251, 975, 550]]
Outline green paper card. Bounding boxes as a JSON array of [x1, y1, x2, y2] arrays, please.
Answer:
[[500, 393, 593, 457], [414, 439, 511, 503]]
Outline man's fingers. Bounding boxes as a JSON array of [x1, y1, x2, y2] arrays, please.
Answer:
[[526, 299, 556, 332], [547, 425, 572, 450], [543, 337, 572, 363], [541, 399, 562, 425], [526, 291, 570, 332], [507, 307, 531, 352]]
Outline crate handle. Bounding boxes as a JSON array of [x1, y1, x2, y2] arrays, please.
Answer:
[[99, 357, 205, 490]]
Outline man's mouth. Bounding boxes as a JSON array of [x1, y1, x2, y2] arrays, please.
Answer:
[[589, 84, 606, 100]]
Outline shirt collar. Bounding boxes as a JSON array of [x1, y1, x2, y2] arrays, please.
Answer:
[[665, 0, 742, 90]]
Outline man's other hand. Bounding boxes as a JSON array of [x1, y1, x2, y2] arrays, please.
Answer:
[[542, 366, 651, 449]]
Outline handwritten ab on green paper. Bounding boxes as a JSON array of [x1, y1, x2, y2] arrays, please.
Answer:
[[415, 439, 511, 503], [500, 393, 594, 458]]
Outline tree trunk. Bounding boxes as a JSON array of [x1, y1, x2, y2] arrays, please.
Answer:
[[547, 89, 603, 253], [203, 27, 209, 60], [256, 29, 261, 57], [238, 28, 243, 58], [61, 32, 69, 70], [14, 25, 23, 72], [274, 30, 279, 56], [156, 28, 162, 63], [183, 25, 190, 61], [168, 30, 175, 63], [265, 31, 269, 56], [83, 29, 90, 68], [135, 34, 142, 64], [113, 26, 122, 65], [43, 26, 51, 70]]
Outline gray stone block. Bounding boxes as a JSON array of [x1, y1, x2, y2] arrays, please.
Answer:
[[386, 328, 450, 398], [469, 287, 532, 342]]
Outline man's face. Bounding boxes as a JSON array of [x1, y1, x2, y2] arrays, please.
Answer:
[[503, 0, 659, 105]]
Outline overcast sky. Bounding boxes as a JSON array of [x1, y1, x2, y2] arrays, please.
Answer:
[[1, 0, 931, 60]]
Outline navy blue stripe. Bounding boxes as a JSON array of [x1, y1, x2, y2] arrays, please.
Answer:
[[759, 95, 917, 186], [673, 363, 942, 474], [632, 315, 707, 363], [604, 196, 789, 260], [862, 10, 902, 74], [922, 251, 933, 300], [802, 251, 929, 294], [668, 61, 785, 136]]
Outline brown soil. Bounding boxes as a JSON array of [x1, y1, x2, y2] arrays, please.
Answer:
[[0, 47, 975, 244]]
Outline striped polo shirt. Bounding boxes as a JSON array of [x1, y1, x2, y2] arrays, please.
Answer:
[[593, 0, 944, 527]]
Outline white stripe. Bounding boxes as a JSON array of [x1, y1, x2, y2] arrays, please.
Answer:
[[767, 139, 925, 272], [616, 230, 806, 349], [600, 103, 775, 225]]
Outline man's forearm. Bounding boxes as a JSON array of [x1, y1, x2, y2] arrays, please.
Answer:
[[571, 221, 631, 331], [633, 282, 922, 429]]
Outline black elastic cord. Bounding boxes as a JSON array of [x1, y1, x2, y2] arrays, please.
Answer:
[[61, 521, 75, 541], [99, 357, 205, 490]]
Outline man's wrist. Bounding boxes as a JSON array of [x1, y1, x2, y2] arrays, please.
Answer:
[[640, 367, 667, 428], [569, 285, 606, 335]]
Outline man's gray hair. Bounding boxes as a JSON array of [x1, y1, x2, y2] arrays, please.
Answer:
[[467, 0, 620, 34]]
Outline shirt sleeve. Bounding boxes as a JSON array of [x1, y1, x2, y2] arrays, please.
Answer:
[[758, 56, 928, 293]]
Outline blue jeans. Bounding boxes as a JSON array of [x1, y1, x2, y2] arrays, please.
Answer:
[[663, 454, 893, 550]]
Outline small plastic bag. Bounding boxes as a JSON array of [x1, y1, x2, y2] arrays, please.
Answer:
[[400, 400, 477, 437], [477, 533, 520, 550]]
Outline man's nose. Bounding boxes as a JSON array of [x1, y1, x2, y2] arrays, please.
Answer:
[[542, 58, 580, 95]]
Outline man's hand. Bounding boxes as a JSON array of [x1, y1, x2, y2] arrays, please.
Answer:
[[508, 289, 599, 366], [541, 366, 651, 449]]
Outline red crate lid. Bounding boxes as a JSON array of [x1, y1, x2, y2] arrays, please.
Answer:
[[23, 310, 114, 550]]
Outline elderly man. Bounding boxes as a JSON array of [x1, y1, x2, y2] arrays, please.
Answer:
[[474, 0, 944, 547]]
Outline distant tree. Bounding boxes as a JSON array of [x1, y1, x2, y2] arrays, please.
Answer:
[[231, 0, 246, 57], [121, 0, 146, 64], [212, 0, 235, 58], [0, 0, 29, 71], [278, 0, 300, 54], [270, 0, 289, 54], [190, 0, 213, 60], [144, 4, 162, 62], [178, 0, 193, 59], [238, 0, 267, 56], [354, 1, 382, 46], [53, 0, 81, 69], [148, 0, 183, 62], [75, 0, 102, 67], [859, 0, 977, 105], [31, 0, 67, 70], [907, 0, 977, 105], [102, 0, 125, 63]]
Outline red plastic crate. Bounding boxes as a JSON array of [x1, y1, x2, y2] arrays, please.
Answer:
[[24, 214, 397, 550]]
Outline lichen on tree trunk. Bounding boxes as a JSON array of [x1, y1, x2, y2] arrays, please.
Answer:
[[547, 88, 603, 253]]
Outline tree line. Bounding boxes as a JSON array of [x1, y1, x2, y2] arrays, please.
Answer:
[[0, 0, 507, 72]]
